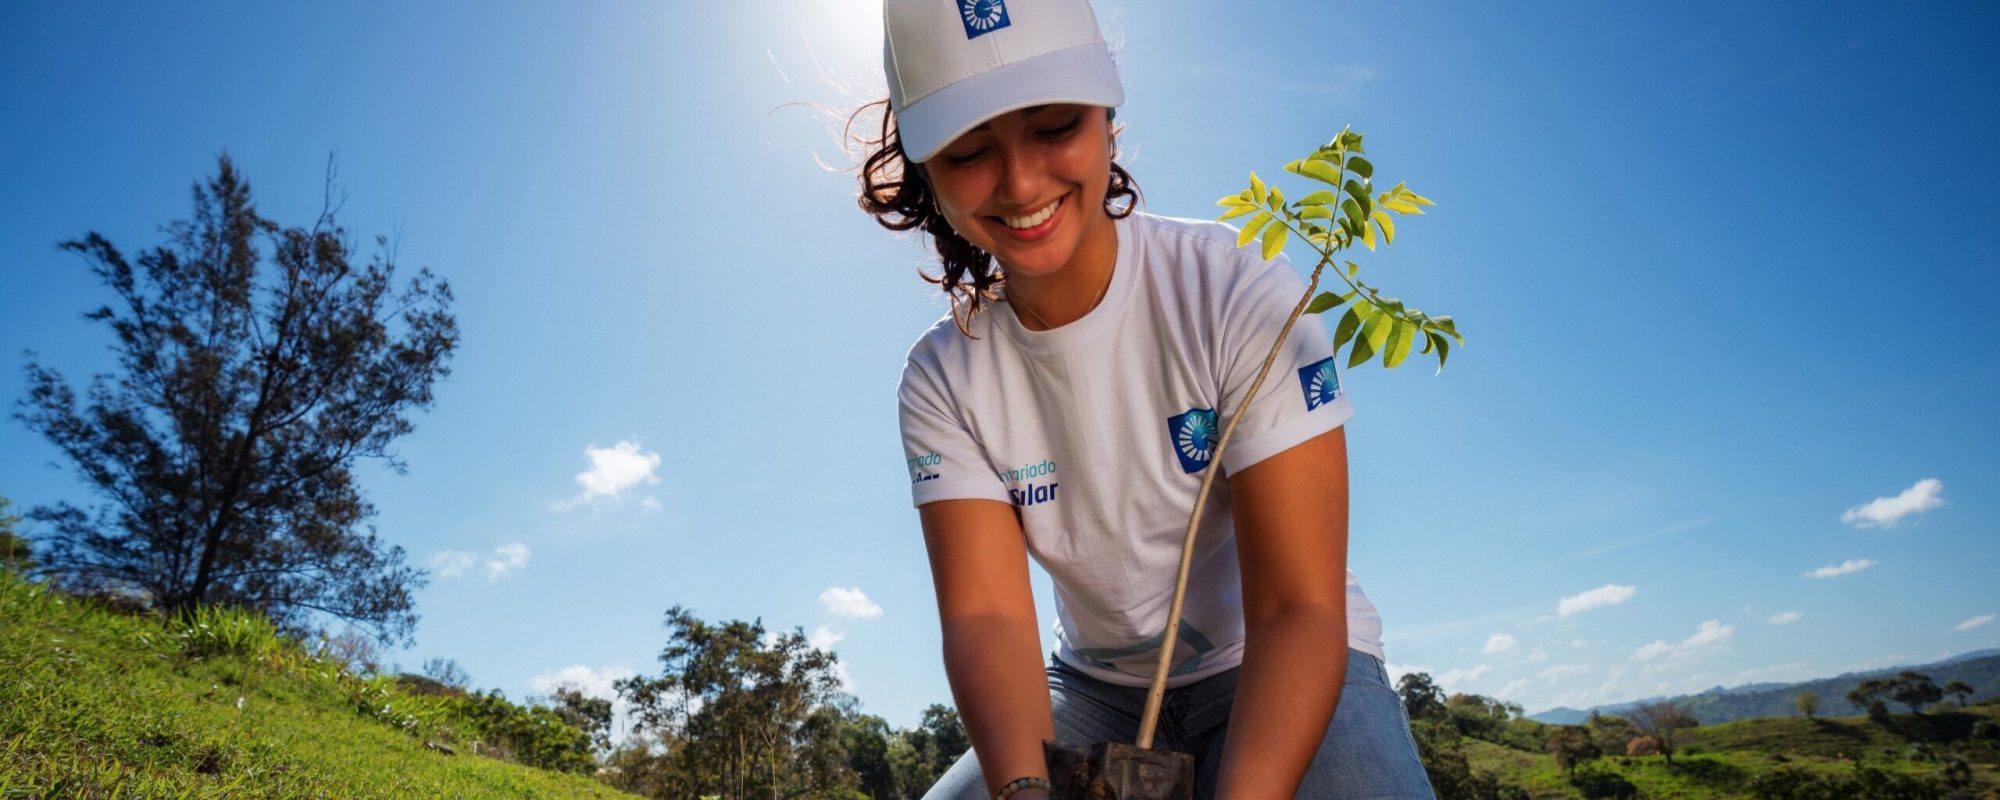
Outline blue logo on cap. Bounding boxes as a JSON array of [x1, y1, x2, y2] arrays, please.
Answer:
[[959, 0, 1011, 39], [1299, 356, 1341, 410], [1167, 408, 1218, 474]]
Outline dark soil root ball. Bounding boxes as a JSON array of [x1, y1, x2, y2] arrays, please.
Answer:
[[1043, 740, 1194, 800]]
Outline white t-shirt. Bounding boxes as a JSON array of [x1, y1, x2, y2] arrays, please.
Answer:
[[897, 210, 1384, 688]]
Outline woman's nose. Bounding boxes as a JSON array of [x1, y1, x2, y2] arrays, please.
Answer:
[[994, 140, 1049, 205]]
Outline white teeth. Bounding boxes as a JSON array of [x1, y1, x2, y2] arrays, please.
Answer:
[[1001, 197, 1061, 230]]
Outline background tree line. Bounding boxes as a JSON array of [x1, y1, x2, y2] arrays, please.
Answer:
[[594, 605, 966, 798], [1395, 669, 1705, 799]]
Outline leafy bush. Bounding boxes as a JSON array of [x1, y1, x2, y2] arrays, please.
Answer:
[[174, 605, 292, 665], [335, 674, 595, 774], [1750, 763, 1948, 800], [1569, 767, 1638, 800], [444, 689, 597, 773]]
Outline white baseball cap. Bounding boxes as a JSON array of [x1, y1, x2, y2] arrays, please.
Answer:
[[883, 0, 1124, 164]]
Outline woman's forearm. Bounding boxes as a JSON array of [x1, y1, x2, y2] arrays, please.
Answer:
[[1214, 604, 1348, 799], [941, 613, 1056, 795]]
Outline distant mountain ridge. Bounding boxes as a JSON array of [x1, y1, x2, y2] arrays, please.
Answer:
[[1529, 648, 2000, 726]]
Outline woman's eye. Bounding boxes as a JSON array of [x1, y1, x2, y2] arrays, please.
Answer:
[[942, 147, 988, 166], [1038, 118, 1082, 138]]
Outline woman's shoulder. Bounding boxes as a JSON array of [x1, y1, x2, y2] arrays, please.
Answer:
[[901, 312, 961, 375], [1131, 210, 1304, 313], [896, 306, 998, 400], [1131, 210, 1253, 258]]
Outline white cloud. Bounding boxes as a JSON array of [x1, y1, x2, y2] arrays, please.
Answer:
[[1804, 558, 1876, 579], [830, 660, 855, 693], [428, 550, 477, 579], [1767, 611, 1802, 625], [531, 664, 639, 744], [819, 586, 883, 620], [567, 441, 662, 506], [809, 624, 845, 650], [1483, 634, 1518, 654], [1558, 584, 1637, 618], [1633, 641, 1676, 661], [1841, 478, 1943, 529], [1526, 647, 1550, 662], [1494, 679, 1529, 700], [1685, 619, 1733, 648], [531, 664, 636, 701], [1436, 664, 1491, 690], [1632, 619, 1735, 663], [1385, 663, 1432, 687], [430, 543, 530, 581], [641, 495, 663, 511], [1539, 664, 1594, 682], [484, 542, 531, 581], [1954, 613, 1996, 633]]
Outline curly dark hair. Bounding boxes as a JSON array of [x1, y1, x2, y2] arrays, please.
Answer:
[[846, 99, 1141, 336]]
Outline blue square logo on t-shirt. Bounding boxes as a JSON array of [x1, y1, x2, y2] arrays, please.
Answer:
[[1167, 407, 1218, 474], [958, 0, 1011, 39], [1299, 356, 1341, 410]]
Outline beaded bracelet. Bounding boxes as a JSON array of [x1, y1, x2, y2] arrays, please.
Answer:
[[995, 776, 1052, 800]]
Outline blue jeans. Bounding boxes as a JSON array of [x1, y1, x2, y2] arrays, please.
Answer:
[[922, 647, 1436, 799]]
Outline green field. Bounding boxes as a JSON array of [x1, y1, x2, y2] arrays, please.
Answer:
[[1460, 704, 2000, 799], [0, 571, 637, 799], [9, 560, 2000, 800]]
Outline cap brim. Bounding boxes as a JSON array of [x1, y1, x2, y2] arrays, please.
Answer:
[[898, 43, 1124, 164]]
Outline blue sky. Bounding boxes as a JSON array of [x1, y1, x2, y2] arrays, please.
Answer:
[[3, 1, 1996, 731]]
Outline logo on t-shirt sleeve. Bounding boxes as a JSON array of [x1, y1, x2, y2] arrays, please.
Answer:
[[1298, 357, 1342, 411], [1166, 408, 1219, 474], [906, 451, 942, 484]]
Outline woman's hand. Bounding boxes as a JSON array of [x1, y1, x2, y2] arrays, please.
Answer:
[[920, 498, 1057, 799], [1213, 426, 1352, 798]]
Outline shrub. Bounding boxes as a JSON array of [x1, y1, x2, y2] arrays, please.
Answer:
[[1749, 763, 1948, 800], [1749, 767, 1827, 800], [1570, 767, 1638, 800], [443, 689, 596, 774], [1940, 756, 1972, 790], [174, 605, 286, 661]]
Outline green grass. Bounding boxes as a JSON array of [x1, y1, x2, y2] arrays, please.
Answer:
[[1461, 704, 2000, 799], [0, 571, 639, 799]]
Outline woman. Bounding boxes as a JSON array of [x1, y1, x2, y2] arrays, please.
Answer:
[[855, 2, 1435, 798]]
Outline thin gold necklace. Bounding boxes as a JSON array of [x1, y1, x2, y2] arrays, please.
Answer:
[[1013, 263, 1112, 332]]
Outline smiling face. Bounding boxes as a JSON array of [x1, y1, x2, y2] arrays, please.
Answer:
[[920, 103, 1114, 282]]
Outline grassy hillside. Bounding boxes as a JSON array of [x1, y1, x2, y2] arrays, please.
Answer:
[[0, 570, 638, 799], [1534, 653, 2000, 726], [1463, 703, 2000, 799]]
